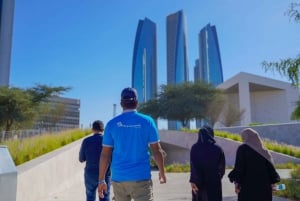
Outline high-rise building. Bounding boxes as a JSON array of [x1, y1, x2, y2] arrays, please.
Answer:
[[195, 23, 223, 128], [166, 10, 189, 130], [195, 23, 223, 86], [0, 0, 15, 86], [132, 18, 157, 103]]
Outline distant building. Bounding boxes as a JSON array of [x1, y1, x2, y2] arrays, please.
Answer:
[[195, 24, 223, 128], [216, 72, 299, 126], [195, 23, 223, 86], [0, 0, 15, 86], [166, 10, 189, 130], [132, 18, 157, 103], [37, 96, 80, 130]]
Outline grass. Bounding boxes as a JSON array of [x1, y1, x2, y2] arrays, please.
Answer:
[[274, 164, 300, 200], [1, 129, 90, 165], [165, 163, 190, 172], [182, 128, 300, 159]]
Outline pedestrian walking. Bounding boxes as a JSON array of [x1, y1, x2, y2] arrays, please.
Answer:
[[97, 87, 166, 201], [190, 126, 225, 201], [79, 120, 111, 201], [228, 128, 280, 201]]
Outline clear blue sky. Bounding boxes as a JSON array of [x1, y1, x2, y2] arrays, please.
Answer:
[[10, 0, 300, 128]]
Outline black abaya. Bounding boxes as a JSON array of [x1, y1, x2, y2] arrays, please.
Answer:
[[228, 144, 280, 201], [190, 128, 225, 201]]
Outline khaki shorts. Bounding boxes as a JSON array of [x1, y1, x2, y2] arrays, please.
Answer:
[[112, 179, 153, 201]]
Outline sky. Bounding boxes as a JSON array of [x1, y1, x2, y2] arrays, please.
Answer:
[[10, 0, 300, 129]]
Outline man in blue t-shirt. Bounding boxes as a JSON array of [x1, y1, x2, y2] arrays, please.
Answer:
[[79, 120, 111, 201], [97, 87, 166, 201]]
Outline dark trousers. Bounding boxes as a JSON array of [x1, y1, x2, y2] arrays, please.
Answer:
[[84, 171, 110, 201]]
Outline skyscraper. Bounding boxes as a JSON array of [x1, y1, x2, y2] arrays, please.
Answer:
[[195, 23, 223, 86], [195, 23, 223, 128], [166, 10, 189, 130], [0, 0, 15, 86], [132, 18, 157, 103]]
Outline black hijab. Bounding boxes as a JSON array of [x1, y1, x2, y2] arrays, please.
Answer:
[[197, 126, 216, 144]]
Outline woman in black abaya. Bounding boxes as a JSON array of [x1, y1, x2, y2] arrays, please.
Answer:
[[228, 128, 280, 201], [189, 126, 225, 201]]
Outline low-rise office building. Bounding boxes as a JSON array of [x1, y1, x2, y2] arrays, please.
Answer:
[[37, 96, 80, 130]]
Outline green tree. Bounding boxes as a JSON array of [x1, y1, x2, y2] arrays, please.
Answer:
[[262, 3, 300, 119], [262, 3, 300, 86], [139, 81, 222, 128], [286, 2, 300, 23], [0, 84, 70, 131], [291, 100, 300, 120], [27, 84, 71, 103], [0, 87, 35, 131]]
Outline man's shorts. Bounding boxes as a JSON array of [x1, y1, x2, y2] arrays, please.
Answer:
[[112, 179, 153, 201]]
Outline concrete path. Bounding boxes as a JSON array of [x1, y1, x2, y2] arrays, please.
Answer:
[[44, 169, 292, 201]]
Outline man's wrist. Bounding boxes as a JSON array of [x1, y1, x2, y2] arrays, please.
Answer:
[[98, 179, 106, 185]]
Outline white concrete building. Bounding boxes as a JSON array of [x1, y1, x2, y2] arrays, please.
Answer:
[[0, 0, 15, 86], [216, 72, 299, 126]]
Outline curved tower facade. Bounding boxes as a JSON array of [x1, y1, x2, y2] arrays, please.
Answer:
[[0, 0, 15, 86], [166, 10, 189, 130], [195, 23, 223, 128], [197, 23, 223, 86], [166, 10, 189, 85], [132, 18, 157, 103]]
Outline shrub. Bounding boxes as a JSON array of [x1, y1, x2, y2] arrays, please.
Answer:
[[273, 165, 300, 200], [165, 163, 190, 172], [1, 129, 90, 165], [182, 129, 300, 159]]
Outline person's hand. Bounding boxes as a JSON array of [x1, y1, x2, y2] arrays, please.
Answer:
[[98, 183, 107, 198], [271, 184, 277, 192], [234, 183, 240, 194], [159, 172, 167, 184], [190, 182, 198, 194]]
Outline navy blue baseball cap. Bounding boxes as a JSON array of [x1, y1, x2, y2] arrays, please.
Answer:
[[121, 87, 138, 101]]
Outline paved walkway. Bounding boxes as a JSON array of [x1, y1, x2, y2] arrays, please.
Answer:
[[45, 169, 292, 201]]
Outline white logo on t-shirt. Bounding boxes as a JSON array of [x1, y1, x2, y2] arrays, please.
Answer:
[[117, 122, 141, 128]]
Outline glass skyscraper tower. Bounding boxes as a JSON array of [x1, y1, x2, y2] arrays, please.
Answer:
[[166, 10, 189, 130], [194, 23, 223, 128], [132, 18, 157, 103], [195, 23, 223, 86], [0, 0, 14, 86]]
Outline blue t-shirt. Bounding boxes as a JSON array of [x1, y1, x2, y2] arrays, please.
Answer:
[[103, 110, 159, 182]]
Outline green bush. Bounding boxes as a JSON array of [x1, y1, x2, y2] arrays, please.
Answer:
[[1, 129, 90, 165], [272, 165, 300, 200], [165, 163, 190, 172]]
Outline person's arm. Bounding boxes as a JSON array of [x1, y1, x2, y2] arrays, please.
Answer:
[[266, 159, 280, 184], [219, 148, 226, 178], [78, 140, 86, 163], [228, 146, 245, 194], [189, 146, 200, 194], [98, 146, 112, 198], [150, 142, 166, 184]]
